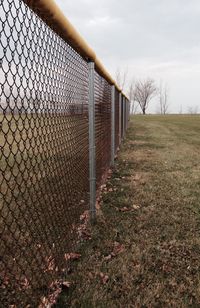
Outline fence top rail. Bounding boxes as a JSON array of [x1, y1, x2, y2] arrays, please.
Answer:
[[23, 0, 129, 100]]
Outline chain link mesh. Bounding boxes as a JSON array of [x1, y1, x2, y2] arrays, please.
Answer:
[[0, 0, 89, 305], [120, 96, 124, 138], [114, 89, 120, 151], [0, 0, 129, 306], [94, 71, 111, 187]]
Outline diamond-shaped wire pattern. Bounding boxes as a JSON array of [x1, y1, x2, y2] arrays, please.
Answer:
[[0, 0, 89, 305], [0, 0, 129, 306], [121, 96, 124, 138], [94, 70, 111, 187], [115, 89, 120, 151]]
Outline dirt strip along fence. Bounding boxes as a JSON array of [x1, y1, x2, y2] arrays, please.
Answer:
[[0, 0, 130, 306]]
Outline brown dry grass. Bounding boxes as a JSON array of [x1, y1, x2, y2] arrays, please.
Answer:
[[56, 115, 200, 307]]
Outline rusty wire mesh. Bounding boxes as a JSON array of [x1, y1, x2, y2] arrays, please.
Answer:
[[0, 0, 89, 305], [94, 70, 112, 188]]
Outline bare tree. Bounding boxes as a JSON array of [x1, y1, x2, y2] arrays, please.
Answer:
[[187, 105, 199, 114], [159, 81, 169, 114], [134, 78, 157, 115], [115, 67, 128, 92], [128, 81, 138, 114]]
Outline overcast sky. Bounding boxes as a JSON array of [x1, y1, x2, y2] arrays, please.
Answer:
[[55, 0, 200, 113]]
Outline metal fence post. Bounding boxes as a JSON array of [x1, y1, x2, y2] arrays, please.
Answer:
[[122, 96, 125, 139], [124, 98, 126, 133], [119, 92, 122, 145], [125, 100, 127, 132], [126, 99, 128, 131], [127, 101, 130, 127], [88, 62, 96, 221], [111, 85, 115, 166], [124, 98, 126, 136], [127, 101, 128, 129]]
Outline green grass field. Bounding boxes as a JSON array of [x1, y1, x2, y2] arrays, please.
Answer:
[[57, 115, 200, 307]]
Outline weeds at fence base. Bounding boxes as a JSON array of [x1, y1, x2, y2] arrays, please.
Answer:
[[54, 150, 134, 307]]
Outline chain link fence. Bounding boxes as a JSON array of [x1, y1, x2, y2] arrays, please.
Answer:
[[115, 89, 120, 152], [0, 0, 130, 306], [94, 70, 112, 188]]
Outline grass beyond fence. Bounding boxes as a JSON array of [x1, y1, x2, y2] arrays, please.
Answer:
[[57, 115, 200, 307]]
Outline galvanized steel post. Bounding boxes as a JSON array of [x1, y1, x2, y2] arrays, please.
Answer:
[[111, 85, 115, 166], [126, 101, 127, 130], [88, 62, 96, 220], [124, 98, 126, 133], [127, 101, 130, 127], [122, 96, 125, 138], [119, 93, 122, 145], [126, 101, 128, 129], [124, 98, 126, 135]]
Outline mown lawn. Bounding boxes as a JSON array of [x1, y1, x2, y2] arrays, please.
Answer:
[[56, 115, 200, 307]]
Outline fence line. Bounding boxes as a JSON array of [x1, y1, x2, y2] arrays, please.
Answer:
[[0, 0, 130, 306]]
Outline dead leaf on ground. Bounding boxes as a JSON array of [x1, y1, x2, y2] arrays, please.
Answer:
[[112, 242, 125, 256], [108, 169, 112, 175], [44, 256, 55, 273], [88, 272, 93, 279], [104, 254, 112, 261], [62, 281, 71, 289], [132, 174, 141, 181], [19, 277, 30, 290], [39, 280, 62, 307], [80, 210, 89, 222], [78, 226, 92, 240], [100, 184, 106, 190], [119, 207, 131, 212], [64, 253, 81, 261], [132, 204, 140, 210], [99, 272, 109, 284], [95, 201, 101, 210]]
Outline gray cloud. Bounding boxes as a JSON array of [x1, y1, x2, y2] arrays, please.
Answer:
[[55, 0, 200, 113]]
